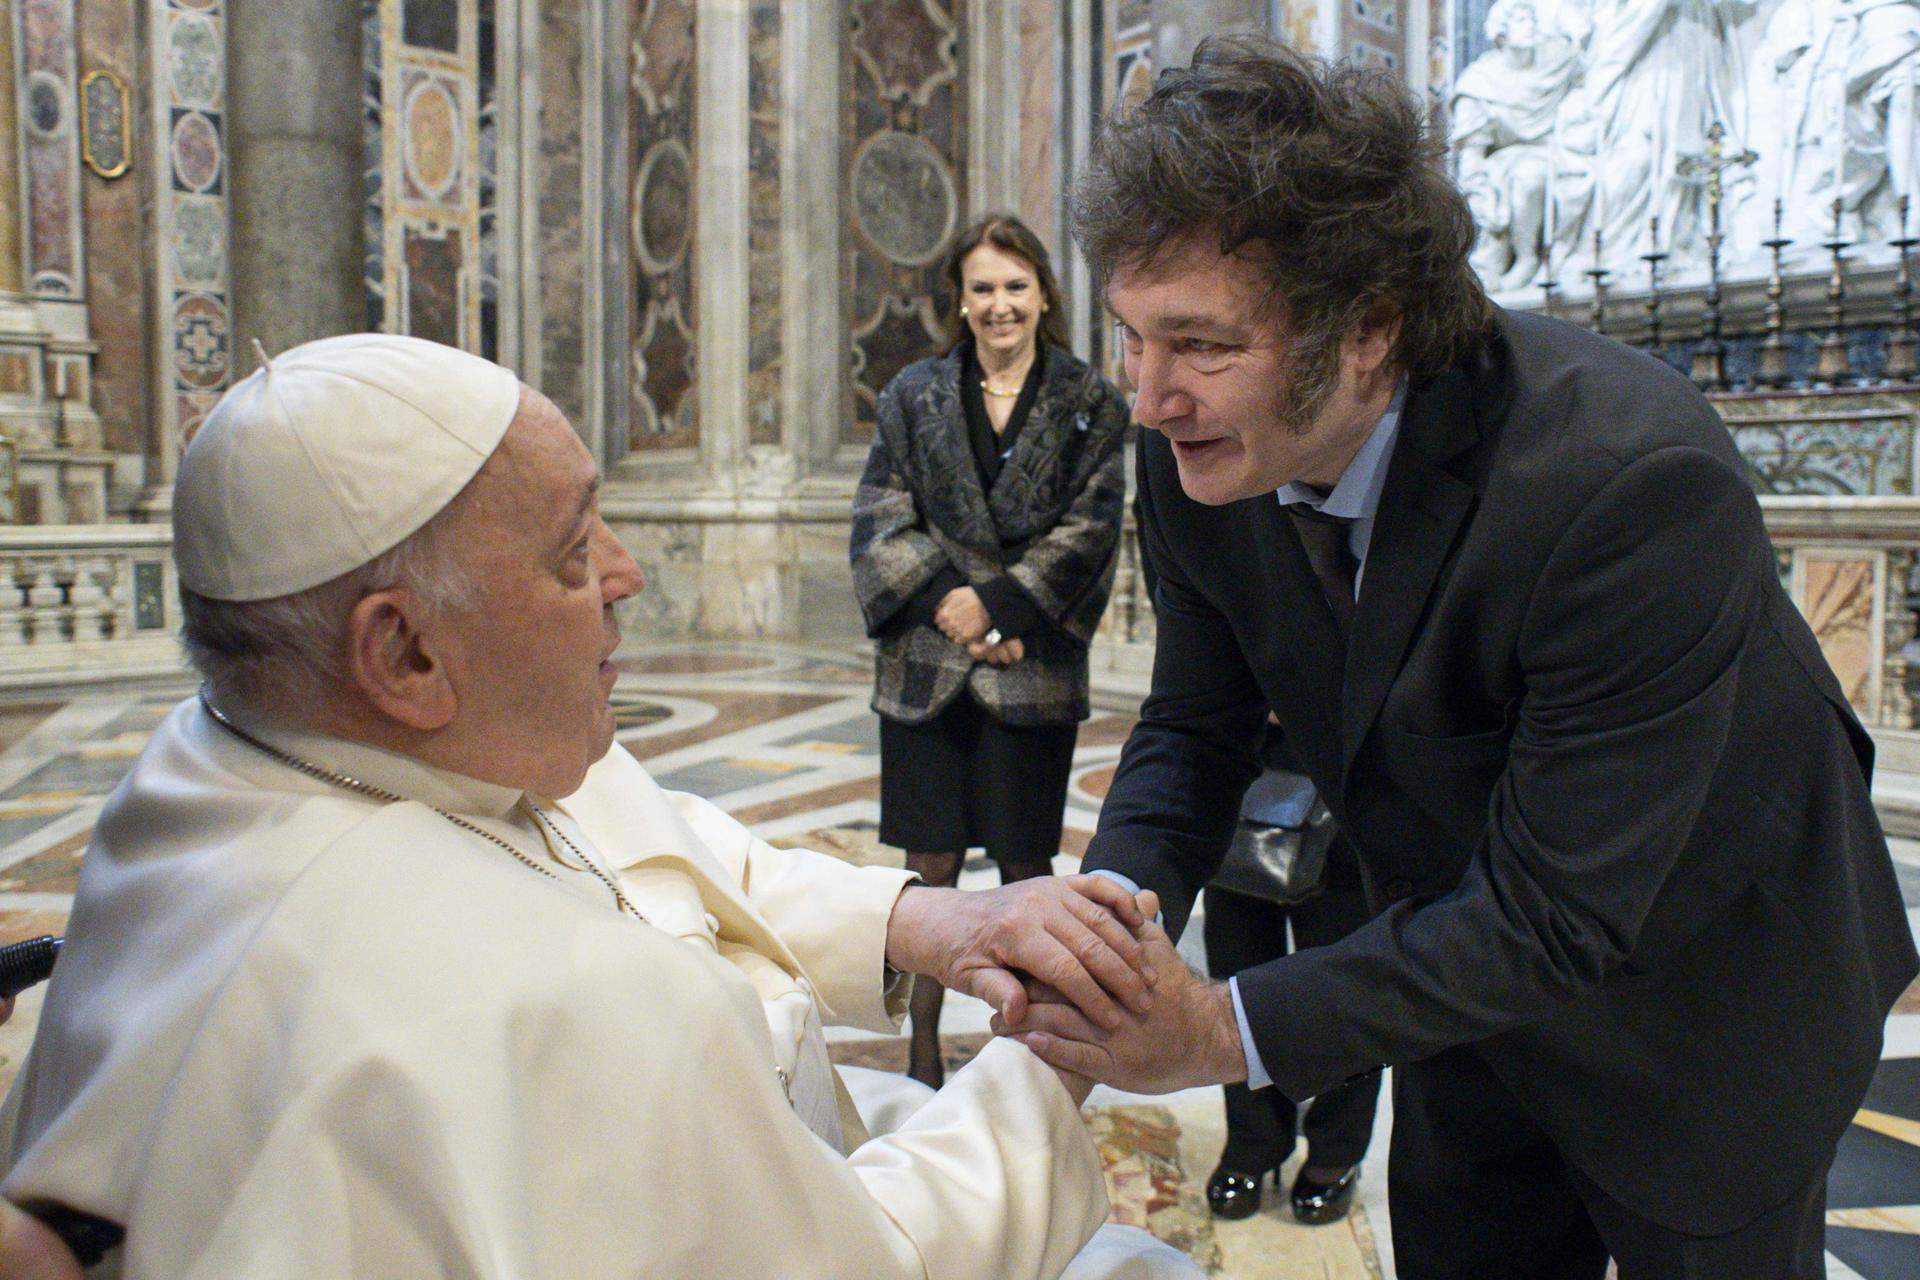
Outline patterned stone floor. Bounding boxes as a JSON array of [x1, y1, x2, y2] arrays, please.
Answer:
[[0, 640, 1916, 1278]]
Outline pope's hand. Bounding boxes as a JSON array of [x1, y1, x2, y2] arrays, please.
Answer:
[[0, 1204, 83, 1280], [991, 921, 1248, 1094], [0, 999, 83, 1280], [885, 875, 1157, 1030]]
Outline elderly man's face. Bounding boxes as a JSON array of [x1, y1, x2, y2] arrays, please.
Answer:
[[437, 389, 643, 797], [1108, 236, 1381, 504]]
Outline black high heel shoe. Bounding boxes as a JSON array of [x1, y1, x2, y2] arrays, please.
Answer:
[[1205, 1163, 1274, 1220], [1290, 1164, 1360, 1225]]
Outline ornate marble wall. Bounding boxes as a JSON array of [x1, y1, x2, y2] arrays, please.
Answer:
[[15, 0, 85, 300], [76, 0, 143, 458], [627, 0, 698, 453], [842, 0, 967, 446], [362, 0, 500, 359], [147, 0, 231, 471]]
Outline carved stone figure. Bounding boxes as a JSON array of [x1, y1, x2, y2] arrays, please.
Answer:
[[1763, 0, 1920, 243], [1551, 0, 1746, 265], [1449, 0, 1581, 290]]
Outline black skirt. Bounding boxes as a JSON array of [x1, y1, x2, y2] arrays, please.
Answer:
[[878, 693, 1079, 866]]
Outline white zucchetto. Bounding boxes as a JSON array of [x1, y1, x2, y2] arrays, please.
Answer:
[[174, 333, 522, 602]]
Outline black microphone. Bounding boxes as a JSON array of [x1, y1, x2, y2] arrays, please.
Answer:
[[0, 935, 58, 1001]]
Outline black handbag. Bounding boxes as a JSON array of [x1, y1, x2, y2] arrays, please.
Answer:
[[1210, 766, 1335, 906]]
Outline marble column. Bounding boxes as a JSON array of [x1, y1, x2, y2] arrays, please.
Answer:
[[226, 0, 364, 362], [1152, 0, 1263, 68]]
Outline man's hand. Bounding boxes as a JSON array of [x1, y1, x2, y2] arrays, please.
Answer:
[[886, 875, 1156, 1030], [991, 921, 1249, 1094], [966, 637, 1024, 666], [933, 586, 992, 645]]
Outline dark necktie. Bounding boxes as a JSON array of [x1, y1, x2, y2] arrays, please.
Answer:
[[1286, 504, 1357, 640]]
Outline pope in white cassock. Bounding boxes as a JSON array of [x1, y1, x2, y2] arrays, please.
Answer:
[[0, 335, 1203, 1279]]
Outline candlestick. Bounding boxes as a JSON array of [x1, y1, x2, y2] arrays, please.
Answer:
[[1758, 197, 1793, 389], [1887, 194, 1917, 382], [1816, 198, 1853, 386]]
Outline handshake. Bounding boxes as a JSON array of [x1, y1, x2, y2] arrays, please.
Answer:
[[883, 874, 1248, 1102]]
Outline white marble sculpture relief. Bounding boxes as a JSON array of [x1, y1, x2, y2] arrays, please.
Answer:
[[1450, 0, 1581, 291], [1450, 0, 1920, 292]]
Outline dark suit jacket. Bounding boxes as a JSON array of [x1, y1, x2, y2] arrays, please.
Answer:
[[1086, 308, 1919, 1233], [850, 344, 1130, 726]]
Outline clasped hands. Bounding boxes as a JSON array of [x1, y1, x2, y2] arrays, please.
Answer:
[[932, 586, 1023, 666], [884, 878, 1247, 1100]]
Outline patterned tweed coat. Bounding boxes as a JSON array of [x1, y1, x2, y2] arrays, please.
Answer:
[[850, 343, 1130, 726]]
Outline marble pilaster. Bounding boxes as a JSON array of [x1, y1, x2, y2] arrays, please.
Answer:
[[746, 0, 781, 449], [536, 0, 585, 422], [76, 0, 144, 461], [1016, 0, 1059, 258], [141, 0, 233, 505], [966, 0, 1019, 218], [694, 0, 746, 473], [14, 0, 86, 302], [0, 9, 21, 296], [227, 0, 364, 365]]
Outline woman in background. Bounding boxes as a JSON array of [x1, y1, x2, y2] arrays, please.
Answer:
[[851, 215, 1131, 1088]]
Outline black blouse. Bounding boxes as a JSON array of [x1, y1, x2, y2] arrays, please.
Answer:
[[961, 341, 1046, 489]]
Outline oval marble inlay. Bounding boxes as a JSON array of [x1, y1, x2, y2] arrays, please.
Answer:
[[171, 111, 222, 192], [403, 77, 462, 201], [168, 14, 223, 109], [851, 130, 956, 268], [632, 138, 691, 274], [25, 74, 63, 138]]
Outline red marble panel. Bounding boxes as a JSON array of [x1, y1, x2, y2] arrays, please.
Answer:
[[79, 0, 148, 454]]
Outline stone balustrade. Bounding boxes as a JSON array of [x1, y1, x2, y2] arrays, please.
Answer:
[[0, 525, 183, 690]]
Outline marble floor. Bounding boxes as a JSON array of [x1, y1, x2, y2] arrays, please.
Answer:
[[0, 639, 1916, 1278]]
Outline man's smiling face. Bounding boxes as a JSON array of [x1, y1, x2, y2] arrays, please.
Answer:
[[1107, 235, 1386, 505]]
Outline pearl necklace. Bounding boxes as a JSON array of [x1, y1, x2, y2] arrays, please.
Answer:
[[198, 689, 645, 922]]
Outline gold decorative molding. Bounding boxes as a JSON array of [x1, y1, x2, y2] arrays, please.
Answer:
[[80, 68, 130, 180]]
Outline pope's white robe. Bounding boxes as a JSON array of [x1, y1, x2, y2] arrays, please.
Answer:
[[0, 698, 1117, 1279]]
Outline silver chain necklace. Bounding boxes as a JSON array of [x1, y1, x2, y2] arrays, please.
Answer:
[[198, 689, 644, 922]]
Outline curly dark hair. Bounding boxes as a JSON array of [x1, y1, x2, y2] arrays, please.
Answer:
[[942, 214, 1071, 351], [1071, 33, 1491, 375]]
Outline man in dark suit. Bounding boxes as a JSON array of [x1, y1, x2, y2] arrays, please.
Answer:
[[996, 34, 1920, 1278]]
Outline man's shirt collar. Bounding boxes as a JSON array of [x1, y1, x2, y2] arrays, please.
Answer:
[[1274, 377, 1408, 520]]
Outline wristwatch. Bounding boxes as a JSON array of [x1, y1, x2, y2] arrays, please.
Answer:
[[982, 627, 1003, 647]]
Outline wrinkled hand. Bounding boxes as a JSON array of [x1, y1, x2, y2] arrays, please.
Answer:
[[933, 586, 992, 645], [886, 875, 1156, 1030], [967, 637, 1024, 666], [992, 921, 1248, 1094], [0, 1001, 83, 1280], [0, 1204, 82, 1280]]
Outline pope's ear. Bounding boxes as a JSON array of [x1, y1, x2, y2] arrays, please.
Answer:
[[345, 589, 457, 732]]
